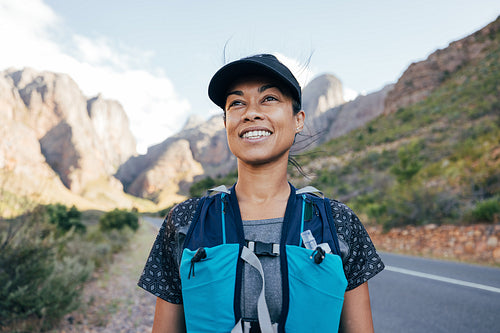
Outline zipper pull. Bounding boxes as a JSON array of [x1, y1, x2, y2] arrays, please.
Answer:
[[188, 247, 206, 279]]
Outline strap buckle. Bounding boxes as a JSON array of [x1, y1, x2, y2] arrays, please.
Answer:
[[246, 241, 280, 257]]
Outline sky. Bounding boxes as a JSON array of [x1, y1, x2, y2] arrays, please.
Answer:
[[1, 1, 499, 153]]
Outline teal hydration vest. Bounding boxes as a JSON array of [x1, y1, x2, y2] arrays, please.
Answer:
[[179, 184, 348, 333]]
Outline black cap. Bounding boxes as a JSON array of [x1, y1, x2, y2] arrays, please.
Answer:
[[208, 54, 301, 110]]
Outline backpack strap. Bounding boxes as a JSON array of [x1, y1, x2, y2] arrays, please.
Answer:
[[207, 185, 231, 196], [231, 247, 277, 333], [296, 186, 324, 198]]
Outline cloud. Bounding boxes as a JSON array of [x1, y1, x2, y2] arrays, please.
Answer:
[[0, 0, 191, 154], [343, 87, 360, 101], [274, 52, 316, 88]]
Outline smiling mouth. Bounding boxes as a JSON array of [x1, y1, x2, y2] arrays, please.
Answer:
[[241, 130, 272, 139]]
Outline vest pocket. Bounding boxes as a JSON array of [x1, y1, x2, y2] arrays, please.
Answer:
[[180, 243, 240, 333], [285, 245, 347, 332]]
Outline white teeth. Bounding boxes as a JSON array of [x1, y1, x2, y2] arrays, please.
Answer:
[[242, 130, 271, 139]]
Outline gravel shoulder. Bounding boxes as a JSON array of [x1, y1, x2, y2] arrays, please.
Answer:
[[54, 219, 158, 333]]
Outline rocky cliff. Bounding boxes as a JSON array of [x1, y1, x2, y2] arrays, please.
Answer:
[[313, 84, 393, 145], [0, 68, 140, 214], [302, 74, 344, 119], [87, 95, 137, 169], [115, 114, 233, 206], [384, 16, 500, 114]]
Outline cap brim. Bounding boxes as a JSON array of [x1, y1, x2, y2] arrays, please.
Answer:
[[208, 59, 299, 110]]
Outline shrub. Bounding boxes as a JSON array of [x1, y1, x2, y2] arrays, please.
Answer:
[[98, 209, 139, 232], [189, 171, 238, 198], [379, 184, 461, 231], [0, 213, 92, 331], [189, 176, 216, 197], [390, 142, 423, 184], [470, 197, 500, 223], [45, 204, 86, 234]]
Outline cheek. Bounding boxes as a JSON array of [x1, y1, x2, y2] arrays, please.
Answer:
[[224, 117, 237, 134]]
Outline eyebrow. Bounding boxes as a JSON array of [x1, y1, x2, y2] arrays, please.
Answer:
[[226, 90, 243, 98], [226, 84, 281, 99], [258, 84, 280, 93]]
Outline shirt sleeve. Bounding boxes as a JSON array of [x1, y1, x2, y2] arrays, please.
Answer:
[[329, 199, 385, 291], [137, 209, 183, 304], [137, 197, 201, 303]]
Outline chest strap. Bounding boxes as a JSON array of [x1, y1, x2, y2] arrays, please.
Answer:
[[231, 246, 277, 333], [246, 240, 280, 257]]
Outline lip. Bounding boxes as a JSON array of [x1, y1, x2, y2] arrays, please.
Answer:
[[239, 126, 273, 138]]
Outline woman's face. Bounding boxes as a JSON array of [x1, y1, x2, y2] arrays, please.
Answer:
[[224, 76, 305, 166]]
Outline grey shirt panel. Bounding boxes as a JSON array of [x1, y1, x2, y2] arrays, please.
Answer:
[[241, 218, 283, 323]]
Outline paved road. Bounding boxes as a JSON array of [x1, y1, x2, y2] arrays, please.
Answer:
[[142, 215, 164, 229], [370, 252, 500, 333]]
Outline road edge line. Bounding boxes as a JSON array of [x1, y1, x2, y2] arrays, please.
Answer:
[[385, 265, 500, 294]]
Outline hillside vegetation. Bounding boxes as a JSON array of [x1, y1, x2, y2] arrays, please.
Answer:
[[0, 205, 140, 332], [191, 27, 500, 231], [291, 30, 500, 230]]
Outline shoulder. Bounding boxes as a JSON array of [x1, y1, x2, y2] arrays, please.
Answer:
[[167, 197, 203, 228], [325, 197, 366, 242], [325, 197, 385, 290], [327, 198, 356, 221], [324, 197, 359, 249]]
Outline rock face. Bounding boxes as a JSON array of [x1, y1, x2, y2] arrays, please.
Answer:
[[0, 67, 138, 212], [384, 16, 500, 114], [116, 115, 233, 205], [312, 85, 393, 145], [87, 95, 137, 169], [302, 74, 344, 119]]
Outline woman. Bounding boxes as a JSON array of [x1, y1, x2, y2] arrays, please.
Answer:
[[139, 54, 384, 333]]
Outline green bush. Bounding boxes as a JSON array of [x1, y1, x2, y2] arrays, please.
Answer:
[[470, 197, 500, 223], [0, 213, 92, 331], [378, 184, 460, 231], [0, 204, 141, 331], [189, 176, 216, 197], [98, 209, 139, 232], [45, 204, 86, 234], [390, 142, 423, 184], [189, 171, 238, 198]]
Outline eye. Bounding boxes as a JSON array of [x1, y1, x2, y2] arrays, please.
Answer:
[[263, 95, 278, 102], [227, 99, 244, 109]]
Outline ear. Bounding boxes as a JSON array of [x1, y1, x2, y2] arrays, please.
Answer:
[[295, 110, 305, 132]]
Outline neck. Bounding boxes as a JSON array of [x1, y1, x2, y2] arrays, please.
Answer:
[[235, 157, 291, 203]]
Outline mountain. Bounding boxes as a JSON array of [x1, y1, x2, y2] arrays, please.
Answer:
[[384, 17, 500, 115], [307, 84, 393, 146], [116, 14, 499, 205], [302, 74, 345, 119], [2, 16, 497, 216], [289, 16, 500, 229], [115, 114, 233, 207], [0, 68, 147, 215]]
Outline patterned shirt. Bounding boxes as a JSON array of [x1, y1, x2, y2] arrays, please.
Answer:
[[138, 197, 384, 305]]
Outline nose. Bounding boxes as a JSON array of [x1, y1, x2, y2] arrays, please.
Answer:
[[242, 102, 264, 121]]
